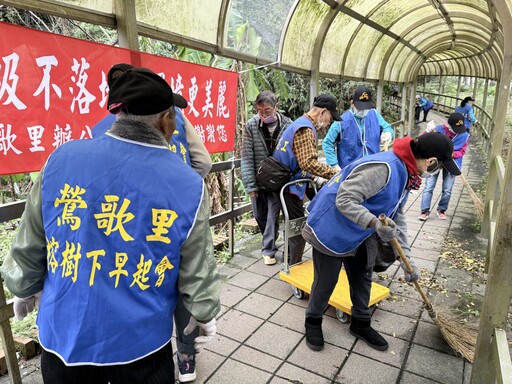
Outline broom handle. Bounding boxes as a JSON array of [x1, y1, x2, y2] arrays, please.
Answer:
[[378, 214, 433, 311]]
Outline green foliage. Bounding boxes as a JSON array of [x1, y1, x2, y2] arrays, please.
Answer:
[[10, 310, 38, 340], [215, 246, 231, 264], [0, 222, 17, 266]]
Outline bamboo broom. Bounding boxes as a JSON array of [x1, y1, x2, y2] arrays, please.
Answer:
[[379, 214, 478, 362], [459, 173, 484, 221]]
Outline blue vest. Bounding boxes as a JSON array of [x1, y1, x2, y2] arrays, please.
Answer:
[[92, 114, 115, 137], [273, 115, 316, 200], [434, 125, 468, 170], [306, 151, 408, 254], [455, 104, 472, 129], [38, 134, 203, 364], [169, 109, 191, 165], [91, 109, 191, 165], [421, 97, 434, 110], [337, 109, 381, 169]]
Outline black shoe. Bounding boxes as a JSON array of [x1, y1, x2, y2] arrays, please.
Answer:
[[349, 318, 389, 351], [305, 316, 324, 351], [422, 119, 427, 122]]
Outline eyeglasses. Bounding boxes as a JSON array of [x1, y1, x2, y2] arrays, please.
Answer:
[[256, 106, 276, 117]]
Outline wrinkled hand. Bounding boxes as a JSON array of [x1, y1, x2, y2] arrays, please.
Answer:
[[380, 132, 392, 144], [332, 165, 341, 173], [400, 258, 420, 283], [13, 291, 42, 321], [371, 217, 397, 242], [313, 176, 328, 189], [183, 317, 216, 350]]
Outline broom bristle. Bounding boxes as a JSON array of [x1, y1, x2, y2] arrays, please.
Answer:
[[434, 312, 478, 362], [460, 174, 484, 221]]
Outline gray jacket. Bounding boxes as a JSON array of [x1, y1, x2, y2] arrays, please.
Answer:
[[241, 112, 292, 193]]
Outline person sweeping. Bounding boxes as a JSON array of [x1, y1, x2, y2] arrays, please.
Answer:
[[301, 132, 460, 351]]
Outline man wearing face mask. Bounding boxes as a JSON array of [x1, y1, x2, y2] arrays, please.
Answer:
[[301, 132, 460, 352], [455, 96, 478, 133], [241, 91, 292, 265], [273, 94, 341, 265], [418, 113, 469, 221], [322, 86, 394, 172]]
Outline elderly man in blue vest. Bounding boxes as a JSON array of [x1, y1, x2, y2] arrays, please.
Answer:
[[455, 96, 478, 133], [273, 94, 341, 265], [322, 86, 394, 172], [92, 63, 212, 382], [93, 63, 212, 179], [2, 67, 220, 384], [301, 132, 461, 352]]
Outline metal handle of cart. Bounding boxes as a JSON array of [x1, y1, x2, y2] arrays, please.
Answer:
[[279, 178, 317, 274]]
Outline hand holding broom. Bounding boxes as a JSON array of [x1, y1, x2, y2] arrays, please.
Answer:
[[378, 214, 477, 362]]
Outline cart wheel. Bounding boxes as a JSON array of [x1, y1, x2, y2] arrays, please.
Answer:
[[336, 309, 349, 323], [293, 287, 304, 299]]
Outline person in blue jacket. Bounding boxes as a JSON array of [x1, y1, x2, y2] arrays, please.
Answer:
[[3, 67, 220, 383], [92, 64, 212, 383], [415, 95, 434, 123], [455, 96, 478, 133], [322, 86, 394, 172], [301, 132, 461, 352]]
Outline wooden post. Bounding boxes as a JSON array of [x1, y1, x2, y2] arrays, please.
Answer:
[[400, 83, 407, 137], [376, 81, 383, 113], [0, 281, 22, 384], [114, 0, 139, 51], [471, 145, 512, 382], [408, 82, 416, 136]]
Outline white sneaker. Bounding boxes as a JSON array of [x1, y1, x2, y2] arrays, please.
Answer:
[[262, 255, 276, 265]]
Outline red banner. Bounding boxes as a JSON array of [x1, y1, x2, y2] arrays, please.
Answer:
[[0, 22, 238, 176]]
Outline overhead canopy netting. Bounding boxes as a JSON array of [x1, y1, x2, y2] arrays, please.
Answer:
[[52, 0, 504, 82]]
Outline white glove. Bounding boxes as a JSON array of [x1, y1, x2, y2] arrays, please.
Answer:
[[400, 258, 420, 283], [183, 317, 216, 350], [13, 291, 42, 321], [332, 165, 341, 173], [425, 120, 436, 133], [313, 176, 328, 189], [380, 132, 392, 144]]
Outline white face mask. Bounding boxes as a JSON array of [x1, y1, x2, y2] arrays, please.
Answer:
[[353, 107, 369, 118], [317, 120, 325, 129]]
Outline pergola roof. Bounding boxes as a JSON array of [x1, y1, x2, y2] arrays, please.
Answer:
[[29, 0, 506, 82]]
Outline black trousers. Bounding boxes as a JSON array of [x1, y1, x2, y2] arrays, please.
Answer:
[[306, 246, 373, 320], [41, 342, 175, 384]]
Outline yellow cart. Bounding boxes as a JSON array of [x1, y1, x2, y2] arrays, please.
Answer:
[[278, 179, 390, 322]]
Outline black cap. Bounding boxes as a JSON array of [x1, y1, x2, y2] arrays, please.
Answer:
[[416, 132, 461, 176], [107, 67, 187, 115], [313, 94, 341, 121], [353, 86, 374, 109], [107, 63, 134, 87], [447, 113, 466, 134]]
